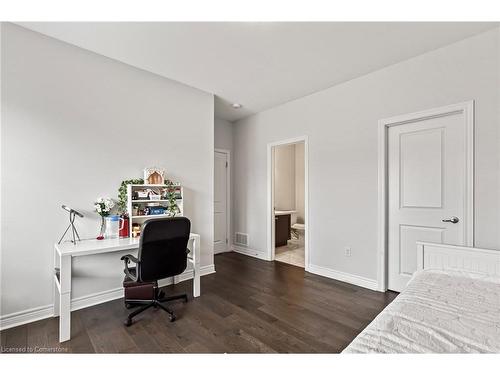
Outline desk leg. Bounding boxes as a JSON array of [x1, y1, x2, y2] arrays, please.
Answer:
[[53, 248, 60, 317], [59, 255, 72, 343], [193, 235, 200, 297], [54, 287, 60, 317]]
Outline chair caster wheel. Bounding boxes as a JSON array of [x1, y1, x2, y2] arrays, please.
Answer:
[[124, 318, 133, 327], [125, 303, 134, 309], [169, 314, 176, 322]]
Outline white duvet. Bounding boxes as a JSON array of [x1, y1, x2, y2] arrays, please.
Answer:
[[343, 269, 500, 353]]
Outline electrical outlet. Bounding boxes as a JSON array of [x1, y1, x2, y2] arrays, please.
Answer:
[[344, 247, 352, 257]]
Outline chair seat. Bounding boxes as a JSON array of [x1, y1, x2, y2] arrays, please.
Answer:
[[123, 267, 156, 300]]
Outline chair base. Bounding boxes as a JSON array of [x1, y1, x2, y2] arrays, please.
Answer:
[[124, 292, 188, 327]]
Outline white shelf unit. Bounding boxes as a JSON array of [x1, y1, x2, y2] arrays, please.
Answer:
[[126, 183, 183, 238]]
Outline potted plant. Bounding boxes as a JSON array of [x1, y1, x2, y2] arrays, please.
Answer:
[[164, 180, 180, 217]]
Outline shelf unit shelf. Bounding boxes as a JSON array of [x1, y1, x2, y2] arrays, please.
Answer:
[[131, 199, 169, 203], [126, 183, 183, 238], [131, 214, 172, 219]]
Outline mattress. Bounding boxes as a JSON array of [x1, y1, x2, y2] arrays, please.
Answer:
[[343, 269, 500, 353]]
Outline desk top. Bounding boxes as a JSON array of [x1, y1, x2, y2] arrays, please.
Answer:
[[55, 233, 199, 257]]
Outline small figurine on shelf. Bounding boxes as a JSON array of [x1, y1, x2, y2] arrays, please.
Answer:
[[131, 223, 141, 238], [161, 188, 168, 200], [94, 197, 115, 240]]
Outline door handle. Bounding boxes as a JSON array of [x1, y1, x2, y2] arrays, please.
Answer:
[[442, 216, 459, 224]]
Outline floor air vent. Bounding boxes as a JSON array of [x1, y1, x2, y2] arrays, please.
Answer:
[[234, 232, 249, 247]]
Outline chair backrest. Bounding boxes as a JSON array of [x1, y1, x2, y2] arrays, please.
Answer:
[[137, 217, 191, 282]]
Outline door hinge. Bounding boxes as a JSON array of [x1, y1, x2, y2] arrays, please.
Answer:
[[225, 161, 228, 168], [226, 238, 228, 244]]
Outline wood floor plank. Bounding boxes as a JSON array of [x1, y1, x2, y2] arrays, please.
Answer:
[[1, 252, 397, 353], [205, 293, 319, 353], [1, 324, 27, 353]]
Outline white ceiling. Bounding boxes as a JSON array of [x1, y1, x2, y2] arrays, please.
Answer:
[[18, 22, 498, 122]]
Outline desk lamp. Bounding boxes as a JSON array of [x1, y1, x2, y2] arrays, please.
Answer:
[[58, 205, 84, 244]]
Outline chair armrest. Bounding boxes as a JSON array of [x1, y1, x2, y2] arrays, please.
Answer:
[[120, 254, 140, 282], [121, 254, 139, 263]]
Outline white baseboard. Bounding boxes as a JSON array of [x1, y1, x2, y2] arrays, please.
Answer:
[[164, 264, 216, 286], [232, 245, 269, 260], [0, 304, 55, 331], [0, 264, 215, 331], [71, 288, 124, 312], [230, 247, 378, 291], [214, 249, 232, 255], [307, 264, 378, 291]]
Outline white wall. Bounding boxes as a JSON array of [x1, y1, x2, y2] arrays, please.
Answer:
[[295, 142, 305, 224], [214, 118, 233, 151], [1, 23, 214, 318], [233, 28, 500, 282], [274, 142, 305, 225], [274, 144, 296, 211]]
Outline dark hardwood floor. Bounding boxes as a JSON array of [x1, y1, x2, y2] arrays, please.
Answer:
[[1, 252, 397, 353]]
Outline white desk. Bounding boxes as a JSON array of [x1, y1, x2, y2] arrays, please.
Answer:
[[53, 233, 200, 342]]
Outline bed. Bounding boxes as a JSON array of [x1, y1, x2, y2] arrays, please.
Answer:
[[343, 242, 500, 353]]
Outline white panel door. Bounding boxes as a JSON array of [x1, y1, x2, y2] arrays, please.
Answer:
[[388, 110, 469, 292], [214, 151, 228, 254]]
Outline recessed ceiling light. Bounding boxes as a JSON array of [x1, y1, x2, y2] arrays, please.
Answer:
[[231, 103, 243, 109]]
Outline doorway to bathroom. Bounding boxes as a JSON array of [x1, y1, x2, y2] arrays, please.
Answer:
[[267, 136, 308, 269]]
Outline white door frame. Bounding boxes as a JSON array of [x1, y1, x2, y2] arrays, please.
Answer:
[[267, 136, 309, 270], [377, 101, 475, 291], [215, 148, 231, 253]]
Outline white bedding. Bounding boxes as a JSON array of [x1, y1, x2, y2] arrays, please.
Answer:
[[343, 269, 500, 353]]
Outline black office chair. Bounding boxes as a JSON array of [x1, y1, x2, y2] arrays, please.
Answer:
[[120, 217, 191, 326]]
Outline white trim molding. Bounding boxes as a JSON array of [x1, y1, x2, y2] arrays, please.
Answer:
[[0, 305, 55, 331], [267, 136, 310, 271], [71, 288, 124, 312], [0, 264, 215, 331], [308, 264, 379, 291], [377, 101, 475, 292], [232, 245, 269, 261]]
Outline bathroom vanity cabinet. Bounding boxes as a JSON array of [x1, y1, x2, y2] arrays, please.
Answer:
[[275, 213, 291, 247]]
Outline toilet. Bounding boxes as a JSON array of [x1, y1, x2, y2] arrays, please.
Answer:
[[291, 223, 305, 246]]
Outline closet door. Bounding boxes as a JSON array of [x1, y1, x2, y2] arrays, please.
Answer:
[[387, 105, 472, 292], [214, 151, 229, 254]]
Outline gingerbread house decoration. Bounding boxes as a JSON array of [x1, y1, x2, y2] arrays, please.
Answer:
[[144, 167, 165, 185]]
